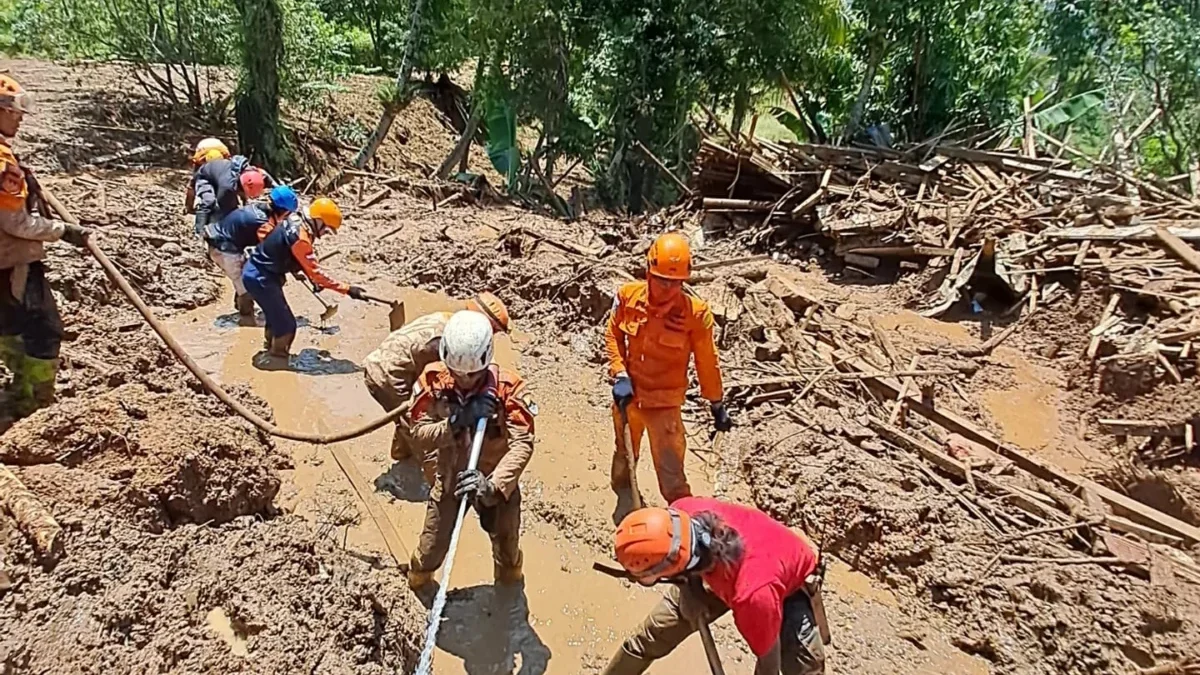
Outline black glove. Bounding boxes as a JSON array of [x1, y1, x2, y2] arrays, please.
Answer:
[[612, 373, 634, 409], [348, 285, 368, 301], [450, 392, 498, 432], [61, 223, 92, 248], [711, 401, 732, 433], [454, 468, 499, 507]]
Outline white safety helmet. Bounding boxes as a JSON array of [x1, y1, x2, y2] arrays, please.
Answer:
[[440, 310, 494, 374]]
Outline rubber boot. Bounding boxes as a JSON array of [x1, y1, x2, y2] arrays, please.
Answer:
[[494, 550, 524, 585], [15, 356, 57, 418], [269, 333, 294, 359], [599, 646, 652, 675], [407, 568, 435, 590], [235, 293, 255, 318]]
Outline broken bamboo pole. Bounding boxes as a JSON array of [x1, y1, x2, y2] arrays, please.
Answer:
[[0, 464, 64, 562]]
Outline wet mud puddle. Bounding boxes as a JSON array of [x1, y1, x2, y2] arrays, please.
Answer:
[[167, 283, 731, 673]]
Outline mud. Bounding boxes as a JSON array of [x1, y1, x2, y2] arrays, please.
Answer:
[[4, 56, 1200, 675]]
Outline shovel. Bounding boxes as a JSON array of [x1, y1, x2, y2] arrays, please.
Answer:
[[591, 561, 727, 675], [359, 293, 406, 331], [308, 284, 339, 323]]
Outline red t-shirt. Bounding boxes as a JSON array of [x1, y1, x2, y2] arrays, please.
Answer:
[[672, 497, 818, 657]]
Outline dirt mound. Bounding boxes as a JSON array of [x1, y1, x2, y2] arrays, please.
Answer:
[[742, 413, 1200, 674], [2, 381, 284, 531], [0, 516, 424, 673]]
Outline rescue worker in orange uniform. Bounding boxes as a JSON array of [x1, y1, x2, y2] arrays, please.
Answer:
[[605, 232, 731, 503], [602, 499, 828, 675], [406, 310, 536, 590], [0, 74, 91, 420], [362, 292, 511, 483]]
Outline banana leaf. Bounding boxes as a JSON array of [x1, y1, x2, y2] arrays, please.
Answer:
[[485, 99, 519, 189], [1034, 90, 1104, 129]]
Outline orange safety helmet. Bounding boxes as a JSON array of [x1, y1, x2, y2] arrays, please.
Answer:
[[0, 74, 32, 114], [614, 507, 694, 583], [239, 168, 266, 199], [192, 137, 230, 165], [307, 197, 343, 231], [647, 232, 692, 280], [467, 291, 511, 333]]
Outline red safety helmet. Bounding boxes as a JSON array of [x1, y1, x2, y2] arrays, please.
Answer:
[[239, 169, 266, 199]]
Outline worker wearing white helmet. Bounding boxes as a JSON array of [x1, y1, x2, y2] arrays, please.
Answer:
[[405, 310, 537, 590]]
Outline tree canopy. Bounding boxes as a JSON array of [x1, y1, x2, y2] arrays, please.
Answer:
[[5, 0, 1200, 206]]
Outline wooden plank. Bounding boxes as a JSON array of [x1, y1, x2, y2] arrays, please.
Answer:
[[1153, 226, 1200, 273], [328, 446, 410, 567], [1098, 419, 1188, 438], [839, 346, 1200, 546], [844, 245, 958, 257], [1043, 225, 1200, 243], [1106, 515, 1185, 547]]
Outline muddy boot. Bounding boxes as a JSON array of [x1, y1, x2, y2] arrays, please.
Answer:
[[269, 333, 294, 358], [14, 356, 56, 419], [494, 551, 524, 585], [599, 646, 652, 675], [235, 293, 256, 323], [0, 335, 23, 395]]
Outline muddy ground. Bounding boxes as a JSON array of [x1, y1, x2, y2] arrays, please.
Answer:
[[2, 57, 1199, 674]]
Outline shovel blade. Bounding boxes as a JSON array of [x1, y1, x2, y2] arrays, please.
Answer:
[[388, 301, 406, 331], [321, 304, 339, 323]]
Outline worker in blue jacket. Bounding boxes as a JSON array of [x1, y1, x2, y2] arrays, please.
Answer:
[[204, 185, 298, 317]]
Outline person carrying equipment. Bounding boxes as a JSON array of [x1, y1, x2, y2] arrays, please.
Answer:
[[602, 498, 828, 675], [362, 292, 510, 480], [605, 232, 731, 503], [189, 144, 275, 238], [0, 74, 92, 419], [204, 184, 298, 317], [240, 197, 368, 359], [405, 311, 536, 590]]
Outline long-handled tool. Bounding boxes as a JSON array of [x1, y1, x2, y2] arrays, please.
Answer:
[[618, 403, 642, 510], [414, 415, 488, 675], [591, 561, 727, 675], [361, 293, 406, 331], [307, 283, 339, 323]]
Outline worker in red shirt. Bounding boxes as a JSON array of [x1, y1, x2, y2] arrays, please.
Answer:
[[602, 497, 829, 675]]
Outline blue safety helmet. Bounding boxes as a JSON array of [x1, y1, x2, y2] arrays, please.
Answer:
[[268, 185, 299, 213]]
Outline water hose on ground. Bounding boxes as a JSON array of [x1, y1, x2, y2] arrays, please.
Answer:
[[42, 188, 408, 445]]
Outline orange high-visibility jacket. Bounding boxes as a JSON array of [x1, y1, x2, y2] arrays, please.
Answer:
[[605, 280, 723, 408]]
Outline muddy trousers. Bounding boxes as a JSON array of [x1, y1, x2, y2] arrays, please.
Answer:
[[0, 263, 63, 417], [410, 487, 522, 577], [206, 244, 254, 315], [364, 378, 434, 484], [603, 585, 825, 675], [241, 260, 295, 345], [611, 403, 691, 502]]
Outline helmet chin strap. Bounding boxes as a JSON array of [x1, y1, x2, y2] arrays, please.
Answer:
[[686, 519, 713, 571]]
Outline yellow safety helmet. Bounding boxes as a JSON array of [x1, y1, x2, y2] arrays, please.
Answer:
[[192, 137, 230, 165], [307, 197, 343, 231]]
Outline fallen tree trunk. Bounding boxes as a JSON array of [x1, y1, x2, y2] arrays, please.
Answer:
[[0, 464, 63, 563]]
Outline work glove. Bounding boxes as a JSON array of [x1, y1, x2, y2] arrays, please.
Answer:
[[61, 223, 93, 248], [450, 392, 499, 433], [348, 285, 368, 301], [612, 372, 634, 410], [454, 468, 500, 507], [711, 401, 733, 433]]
